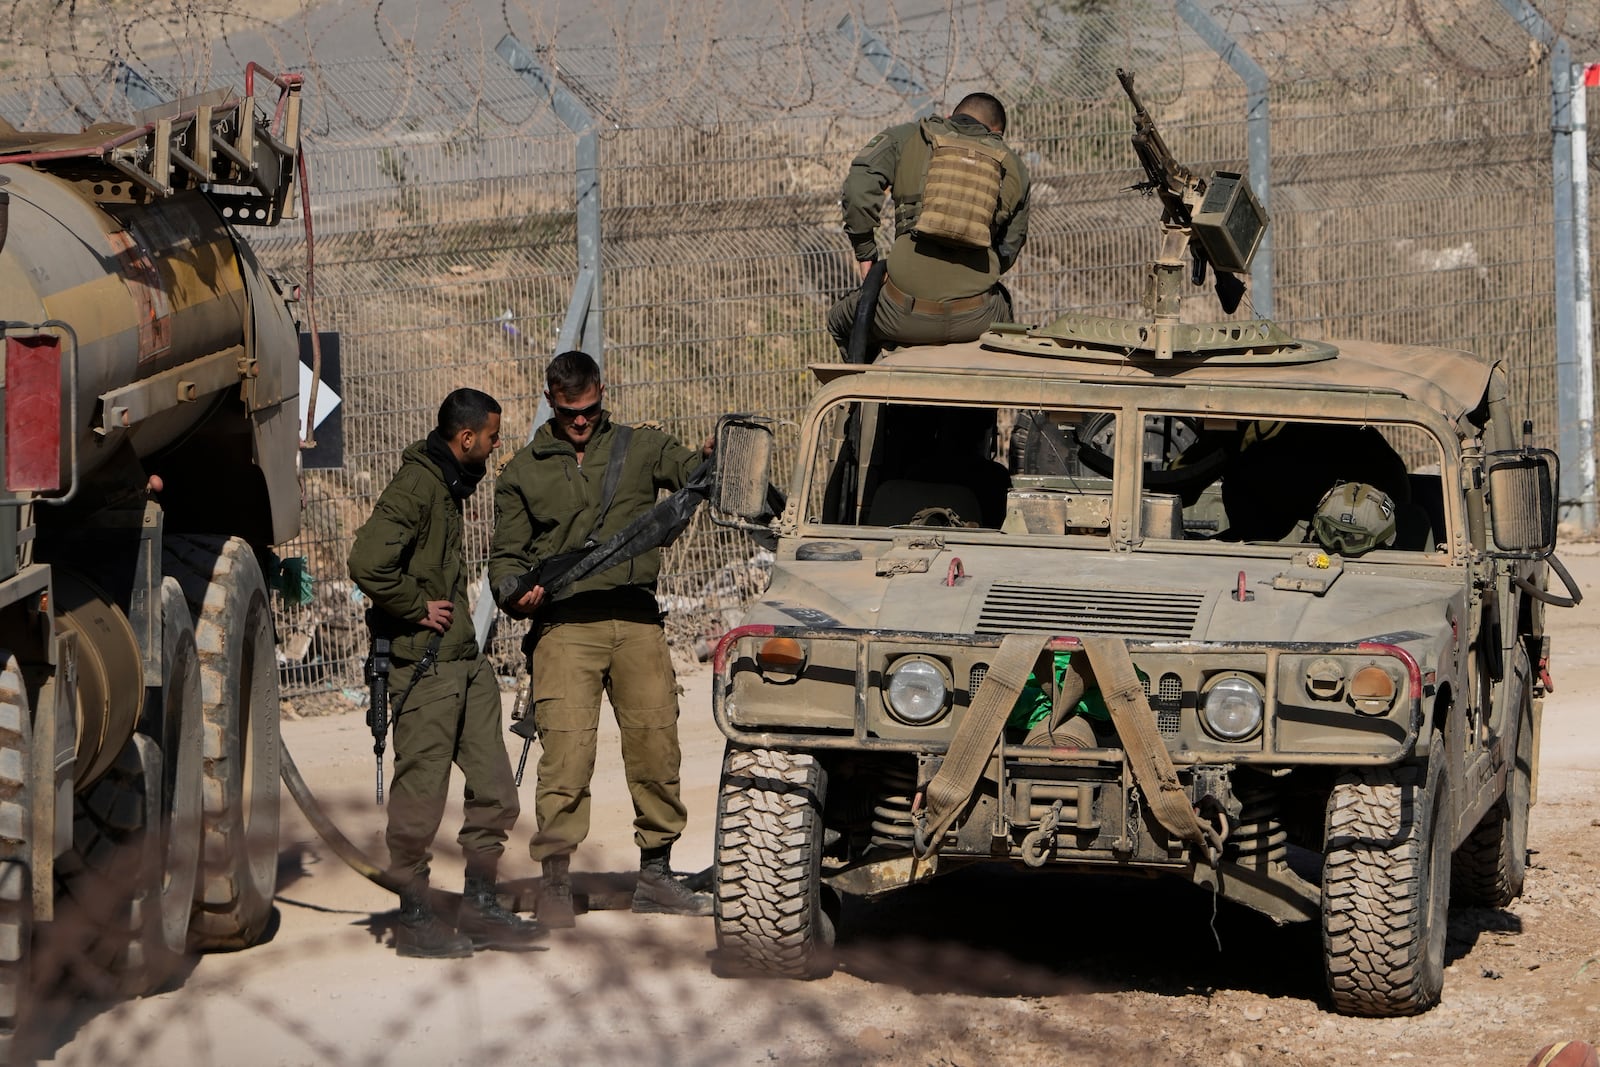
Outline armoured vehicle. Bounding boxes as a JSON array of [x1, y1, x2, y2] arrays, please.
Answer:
[[0, 67, 304, 1054], [705, 77, 1578, 1016]]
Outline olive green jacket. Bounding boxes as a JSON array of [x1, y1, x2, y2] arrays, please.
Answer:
[[489, 415, 701, 610], [841, 113, 1032, 302], [347, 440, 479, 663]]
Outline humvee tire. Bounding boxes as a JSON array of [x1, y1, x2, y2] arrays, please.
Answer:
[[165, 536, 280, 950], [0, 653, 33, 1064], [1452, 653, 1533, 908], [1322, 736, 1450, 1016], [713, 746, 833, 978]]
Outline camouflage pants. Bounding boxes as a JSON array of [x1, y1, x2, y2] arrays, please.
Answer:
[[525, 616, 686, 861], [384, 655, 519, 885]]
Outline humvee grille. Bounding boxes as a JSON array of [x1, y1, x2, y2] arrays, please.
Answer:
[[1146, 672, 1184, 737], [976, 583, 1204, 639]]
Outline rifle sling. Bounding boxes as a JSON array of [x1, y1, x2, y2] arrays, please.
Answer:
[[542, 423, 634, 600], [391, 535, 469, 720]]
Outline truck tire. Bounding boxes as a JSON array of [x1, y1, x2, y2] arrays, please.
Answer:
[[1452, 659, 1532, 908], [164, 536, 280, 950], [713, 746, 832, 978], [51, 735, 175, 999], [152, 579, 205, 958], [1321, 737, 1451, 1016], [0, 652, 34, 1064], [51, 581, 208, 1000]]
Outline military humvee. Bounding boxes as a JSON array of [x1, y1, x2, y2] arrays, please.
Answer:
[[703, 76, 1578, 1017]]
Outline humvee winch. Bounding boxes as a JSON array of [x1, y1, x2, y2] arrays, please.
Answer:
[[702, 75, 1579, 1017]]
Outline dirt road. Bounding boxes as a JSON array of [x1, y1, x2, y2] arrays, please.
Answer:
[[42, 549, 1600, 1066]]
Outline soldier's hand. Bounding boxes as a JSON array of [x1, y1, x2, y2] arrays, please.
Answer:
[[701, 433, 716, 457], [420, 599, 454, 633], [515, 586, 546, 613], [857, 259, 875, 281]]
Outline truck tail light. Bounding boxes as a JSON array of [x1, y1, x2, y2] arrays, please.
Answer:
[[5, 335, 62, 492]]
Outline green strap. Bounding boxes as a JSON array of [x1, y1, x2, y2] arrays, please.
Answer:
[[916, 633, 1050, 857]]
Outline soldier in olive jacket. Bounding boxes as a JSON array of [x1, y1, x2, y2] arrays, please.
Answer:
[[349, 388, 543, 957], [489, 350, 713, 926], [827, 91, 1031, 357]]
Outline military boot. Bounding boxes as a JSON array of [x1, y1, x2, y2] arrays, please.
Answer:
[[458, 873, 548, 949], [632, 846, 714, 917], [395, 880, 474, 959], [536, 854, 577, 929]]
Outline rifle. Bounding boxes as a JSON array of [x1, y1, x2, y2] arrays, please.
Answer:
[[1116, 68, 1247, 314], [503, 457, 717, 785], [363, 626, 392, 805], [363, 610, 444, 805]]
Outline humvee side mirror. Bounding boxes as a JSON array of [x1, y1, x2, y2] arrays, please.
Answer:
[[713, 414, 777, 523], [1485, 447, 1559, 558]]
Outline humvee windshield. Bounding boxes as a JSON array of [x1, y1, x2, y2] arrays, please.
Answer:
[[803, 400, 1450, 556]]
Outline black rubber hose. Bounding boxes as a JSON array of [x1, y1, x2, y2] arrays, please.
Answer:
[[846, 260, 886, 364], [1514, 552, 1583, 609], [279, 738, 401, 893]]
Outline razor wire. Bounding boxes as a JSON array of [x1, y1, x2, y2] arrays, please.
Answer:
[[0, 0, 1595, 697]]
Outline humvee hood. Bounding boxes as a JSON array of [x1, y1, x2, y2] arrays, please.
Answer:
[[746, 547, 1457, 648]]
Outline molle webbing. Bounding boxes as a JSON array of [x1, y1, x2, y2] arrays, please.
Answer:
[[913, 126, 1007, 250]]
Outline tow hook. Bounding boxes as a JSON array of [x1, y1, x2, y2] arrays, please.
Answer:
[[1196, 794, 1231, 861], [1020, 799, 1063, 867]]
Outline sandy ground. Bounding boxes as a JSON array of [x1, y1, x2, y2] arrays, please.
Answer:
[[38, 547, 1600, 1067]]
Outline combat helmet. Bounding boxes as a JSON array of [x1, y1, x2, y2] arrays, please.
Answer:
[[1311, 481, 1397, 556]]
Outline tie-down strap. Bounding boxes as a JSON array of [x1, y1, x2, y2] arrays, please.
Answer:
[[1080, 635, 1216, 860], [915, 632, 1048, 856], [914, 633, 1217, 862]]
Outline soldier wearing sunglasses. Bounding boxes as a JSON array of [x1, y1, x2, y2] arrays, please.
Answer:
[[489, 350, 714, 926]]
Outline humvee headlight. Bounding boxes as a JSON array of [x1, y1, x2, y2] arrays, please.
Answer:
[[1350, 665, 1398, 716], [884, 657, 950, 725], [1200, 674, 1264, 741]]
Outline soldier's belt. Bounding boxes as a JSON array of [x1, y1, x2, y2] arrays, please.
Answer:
[[881, 275, 990, 315]]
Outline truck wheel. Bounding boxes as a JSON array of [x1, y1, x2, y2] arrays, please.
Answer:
[[0, 652, 34, 1062], [164, 536, 280, 950], [1452, 662, 1532, 907], [152, 578, 205, 958], [1321, 738, 1451, 1016], [713, 746, 832, 978], [51, 735, 177, 999]]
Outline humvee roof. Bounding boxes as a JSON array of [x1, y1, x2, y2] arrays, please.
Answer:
[[812, 333, 1497, 431]]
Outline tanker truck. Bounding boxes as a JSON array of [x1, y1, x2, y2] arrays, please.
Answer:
[[0, 66, 305, 1055]]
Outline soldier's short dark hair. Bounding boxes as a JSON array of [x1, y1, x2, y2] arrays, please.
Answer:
[[437, 388, 501, 438], [547, 350, 603, 398], [953, 92, 1007, 134]]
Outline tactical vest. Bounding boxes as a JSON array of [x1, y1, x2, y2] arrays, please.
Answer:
[[906, 119, 1008, 250]]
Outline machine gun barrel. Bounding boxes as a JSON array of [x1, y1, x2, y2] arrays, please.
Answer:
[[1116, 68, 1198, 225]]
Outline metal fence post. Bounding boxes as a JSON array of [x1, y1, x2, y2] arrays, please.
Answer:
[[1497, 2, 1597, 529], [836, 16, 935, 117], [496, 33, 604, 439], [1176, 0, 1273, 321]]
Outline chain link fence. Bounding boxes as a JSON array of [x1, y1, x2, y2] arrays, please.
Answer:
[[2, 0, 1597, 699]]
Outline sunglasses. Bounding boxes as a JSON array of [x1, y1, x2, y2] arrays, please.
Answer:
[[550, 398, 603, 420]]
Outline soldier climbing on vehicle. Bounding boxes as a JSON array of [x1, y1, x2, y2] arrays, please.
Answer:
[[826, 92, 1032, 363]]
